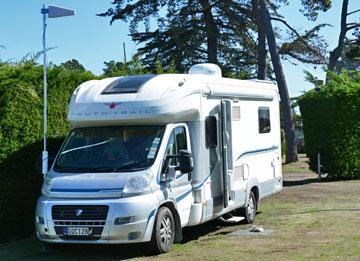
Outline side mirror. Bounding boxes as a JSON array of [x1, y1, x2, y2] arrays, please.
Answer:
[[179, 150, 193, 174], [161, 150, 193, 182]]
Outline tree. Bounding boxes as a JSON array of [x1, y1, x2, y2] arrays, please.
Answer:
[[328, 0, 358, 71], [103, 60, 126, 77], [301, 0, 360, 73], [103, 55, 146, 77], [99, 0, 259, 75], [252, 0, 267, 79], [60, 59, 86, 72], [259, 0, 298, 163]]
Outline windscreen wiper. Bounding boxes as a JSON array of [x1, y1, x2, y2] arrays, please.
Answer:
[[116, 159, 151, 171], [60, 139, 110, 155]]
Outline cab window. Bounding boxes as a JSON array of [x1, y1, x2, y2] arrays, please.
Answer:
[[166, 127, 187, 166]]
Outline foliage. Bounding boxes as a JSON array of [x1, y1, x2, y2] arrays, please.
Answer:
[[0, 61, 94, 241], [99, 0, 328, 76], [299, 70, 360, 179], [103, 55, 175, 76], [103, 55, 146, 76], [60, 59, 86, 72], [300, 0, 332, 21]]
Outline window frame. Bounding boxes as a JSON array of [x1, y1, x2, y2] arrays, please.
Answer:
[[258, 106, 271, 134], [165, 125, 188, 167], [205, 116, 218, 149]]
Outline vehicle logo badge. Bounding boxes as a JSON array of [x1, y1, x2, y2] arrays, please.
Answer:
[[109, 102, 116, 109], [75, 209, 83, 217]]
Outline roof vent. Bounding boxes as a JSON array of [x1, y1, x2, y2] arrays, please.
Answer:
[[188, 63, 222, 78]]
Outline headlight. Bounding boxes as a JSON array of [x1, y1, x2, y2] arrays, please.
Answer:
[[41, 176, 52, 195], [123, 174, 152, 196]]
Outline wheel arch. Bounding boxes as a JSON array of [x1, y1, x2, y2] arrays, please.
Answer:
[[250, 185, 260, 203], [246, 177, 261, 203]]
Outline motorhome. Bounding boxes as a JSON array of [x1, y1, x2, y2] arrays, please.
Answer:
[[35, 63, 282, 253]]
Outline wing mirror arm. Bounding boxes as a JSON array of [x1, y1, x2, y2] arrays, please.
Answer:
[[161, 150, 193, 183]]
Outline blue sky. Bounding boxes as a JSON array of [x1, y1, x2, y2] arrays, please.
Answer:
[[1, 0, 359, 97]]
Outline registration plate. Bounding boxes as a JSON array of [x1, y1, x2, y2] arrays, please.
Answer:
[[63, 227, 91, 236]]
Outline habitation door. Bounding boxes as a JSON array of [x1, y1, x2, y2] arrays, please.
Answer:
[[220, 100, 233, 208], [207, 106, 224, 213]]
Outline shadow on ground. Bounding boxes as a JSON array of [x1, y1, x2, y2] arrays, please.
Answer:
[[294, 208, 360, 215], [23, 218, 250, 260], [283, 178, 320, 187]]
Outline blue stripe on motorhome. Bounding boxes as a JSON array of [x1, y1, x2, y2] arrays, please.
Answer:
[[168, 146, 279, 202], [176, 172, 186, 179], [50, 188, 122, 193], [175, 189, 193, 202], [236, 146, 278, 161], [193, 172, 212, 190], [145, 208, 156, 230]]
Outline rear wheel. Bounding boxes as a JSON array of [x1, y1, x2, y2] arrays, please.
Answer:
[[149, 207, 175, 254], [239, 191, 257, 224]]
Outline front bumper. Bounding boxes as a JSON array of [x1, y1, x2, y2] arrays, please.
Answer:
[[35, 194, 158, 244]]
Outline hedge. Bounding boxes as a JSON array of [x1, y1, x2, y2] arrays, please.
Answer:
[[0, 62, 95, 242], [299, 71, 360, 179]]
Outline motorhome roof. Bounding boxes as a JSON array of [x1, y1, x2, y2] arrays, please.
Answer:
[[67, 64, 279, 126]]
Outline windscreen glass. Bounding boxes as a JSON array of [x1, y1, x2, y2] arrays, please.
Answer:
[[54, 125, 165, 173]]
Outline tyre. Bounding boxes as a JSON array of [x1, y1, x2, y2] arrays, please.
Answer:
[[239, 191, 257, 224], [149, 207, 175, 254]]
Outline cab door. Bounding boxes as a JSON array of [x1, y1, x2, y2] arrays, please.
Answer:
[[163, 125, 193, 226]]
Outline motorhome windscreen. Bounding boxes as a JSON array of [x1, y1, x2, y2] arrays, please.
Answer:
[[53, 125, 165, 173], [101, 75, 157, 94]]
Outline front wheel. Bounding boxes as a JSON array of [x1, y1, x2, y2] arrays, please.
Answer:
[[239, 191, 257, 224], [149, 207, 175, 254]]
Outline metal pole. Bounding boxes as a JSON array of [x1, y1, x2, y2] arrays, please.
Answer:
[[317, 152, 321, 180], [123, 42, 127, 74], [41, 5, 48, 176]]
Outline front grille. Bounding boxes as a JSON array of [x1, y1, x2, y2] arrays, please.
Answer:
[[52, 205, 109, 241], [52, 205, 108, 220], [54, 221, 106, 226]]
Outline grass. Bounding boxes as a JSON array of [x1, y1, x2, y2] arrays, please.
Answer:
[[1, 155, 360, 260]]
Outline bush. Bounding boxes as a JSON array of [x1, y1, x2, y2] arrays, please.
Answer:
[[0, 62, 94, 242], [299, 71, 360, 179]]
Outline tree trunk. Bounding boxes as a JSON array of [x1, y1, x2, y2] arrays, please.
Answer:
[[259, 0, 298, 163], [199, 0, 218, 64], [252, 0, 266, 79], [328, 0, 349, 72]]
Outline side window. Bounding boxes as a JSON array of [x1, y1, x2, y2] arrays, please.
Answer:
[[205, 116, 217, 149], [258, 107, 271, 133], [166, 127, 187, 166]]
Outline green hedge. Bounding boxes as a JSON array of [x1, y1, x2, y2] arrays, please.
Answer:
[[299, 71, 360, 179], [0, 62, 94, 242]]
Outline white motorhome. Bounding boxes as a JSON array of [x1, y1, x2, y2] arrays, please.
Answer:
[[35, 64, 282, 253]]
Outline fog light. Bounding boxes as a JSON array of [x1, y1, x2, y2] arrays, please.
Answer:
[[128, 231, 141, 240], [36, 216, 45, 224], [114, 216, 133, 225]]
